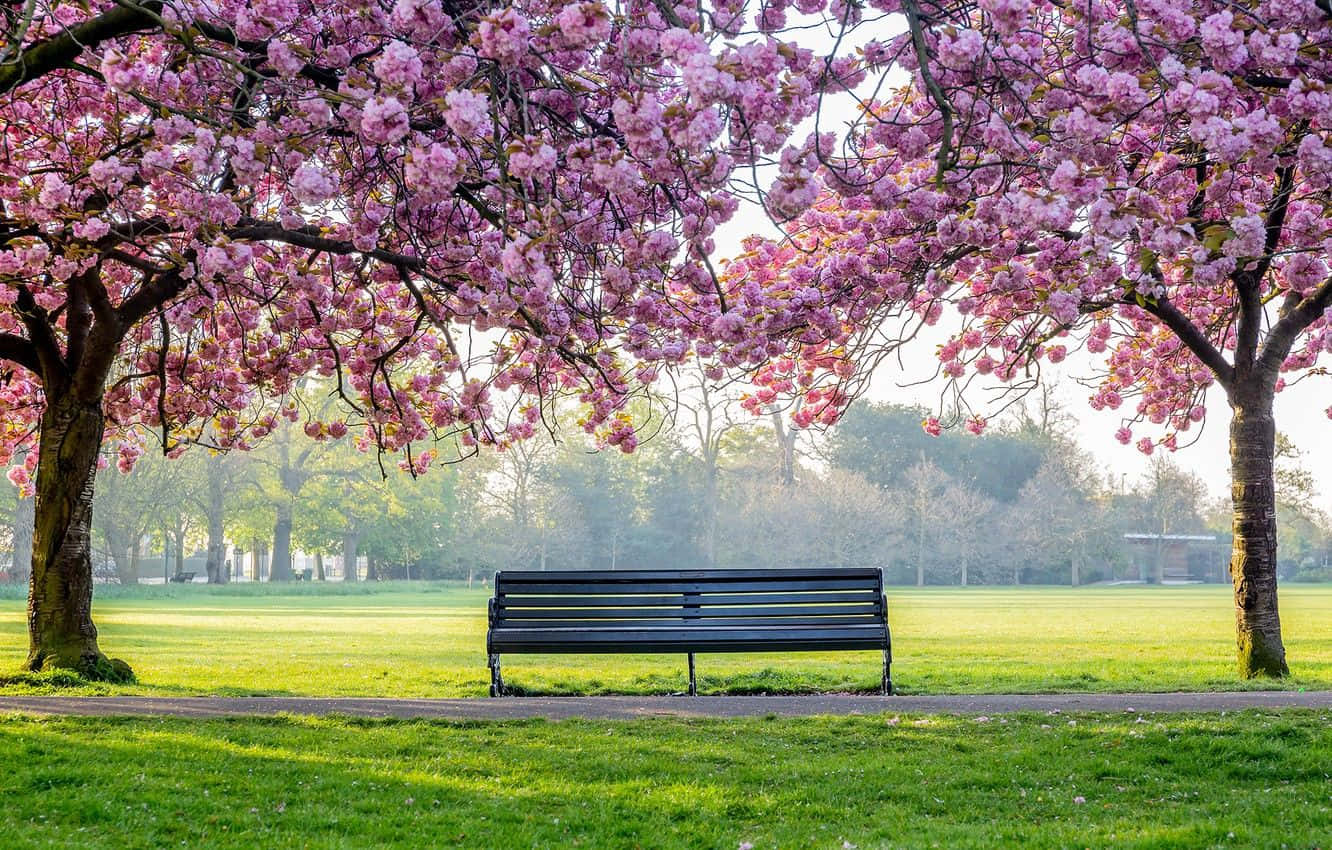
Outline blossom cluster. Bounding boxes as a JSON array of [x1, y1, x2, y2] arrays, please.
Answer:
[[0, 0, 832, 477], [726, 0, 1332, 450]]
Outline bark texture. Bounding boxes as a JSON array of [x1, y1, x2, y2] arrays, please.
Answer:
[[1229, 396, 1288, 678], [25, 397, 131, 680]]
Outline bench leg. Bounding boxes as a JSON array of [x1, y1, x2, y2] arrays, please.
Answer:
[[882, 649, 892, 696], [688, 652, 696, 697], [488, 654, 504, 698]]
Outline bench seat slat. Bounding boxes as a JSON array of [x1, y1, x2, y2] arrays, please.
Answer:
[[496, 568, 882, 582], [498, 578, 877, 595], [495, 604, 883, 621], [496, 616, 884, 628], [490, 627, 886, 653], [497, 591, 881, 608]]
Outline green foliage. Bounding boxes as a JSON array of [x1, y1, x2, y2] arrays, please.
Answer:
[[828, 402, 1048, 501], [3, 586, 1332, 697], [1, 712, 1331, 849]]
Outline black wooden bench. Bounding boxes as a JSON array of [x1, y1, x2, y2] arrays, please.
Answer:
[[168, 571, 195, 583], [485, 568, 892, 696]]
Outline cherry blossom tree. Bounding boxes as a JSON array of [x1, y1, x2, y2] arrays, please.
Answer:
[[0, 0, 831, 676], [724, 0, 1332, 676]]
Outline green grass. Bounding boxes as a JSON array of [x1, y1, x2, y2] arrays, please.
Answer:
[[1, 711, 1330, 848], [2, 584, 1332, 696]]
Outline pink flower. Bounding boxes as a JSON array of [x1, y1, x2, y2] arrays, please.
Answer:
[[443, 90, 489, 136], [291, 164, 338, 205], [38, 174, 72, 209], [923, 416, 942, 437], [374, 41, 423, 89], [360, 97, 410, 145], [266, 40, 305, 77], [554, 2, 612, 48], [1136, 437, 1155, 455], [1115, 426, 1132, 444], [477, 8, 530, 68]]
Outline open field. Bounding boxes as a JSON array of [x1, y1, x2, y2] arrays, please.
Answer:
[[2, 583, 1332, 696], [1, 711, 1330, 849]]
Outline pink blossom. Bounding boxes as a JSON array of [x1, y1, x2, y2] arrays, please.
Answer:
[[443, 90, 489, 136], [477, 8, 530, 68], [555, 2, 612, 48], [374, 41, 424, 89], [359, 97, 410, 145], [291, 164, 338, 205]]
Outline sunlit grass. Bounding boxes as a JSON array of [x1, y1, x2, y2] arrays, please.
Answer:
[[2, 584, 1331, 696], [1, 711, 1330, 848]]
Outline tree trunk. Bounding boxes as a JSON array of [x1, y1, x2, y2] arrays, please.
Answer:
[[1153, 530, 1165, 584], [1229, 395, 1288, 678], [205, 456, 227, 584], [960, 554, 968, 587], [1071, 552, 1080, 587], [270, 503, 293, 581], [12, 481, 33, 585], [315, 552, 325, 581], [342, 531, 360, 581], [25, 396, 129, 680], [110, 542, 137, 586], [172, 524, 185, 578], [915, 517, 925, 587]]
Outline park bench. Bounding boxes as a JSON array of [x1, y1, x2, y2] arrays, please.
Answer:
[[169, 571, 195, 583], [485, 568, 892, 697]]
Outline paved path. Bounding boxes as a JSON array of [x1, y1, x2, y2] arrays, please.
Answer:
[[1, 691, 1330, 720]]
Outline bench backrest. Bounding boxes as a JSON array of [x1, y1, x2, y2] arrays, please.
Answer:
[[490, 568, 886, 629]]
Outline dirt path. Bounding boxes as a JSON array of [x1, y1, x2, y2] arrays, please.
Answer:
[[1, 691, 1329, 720]]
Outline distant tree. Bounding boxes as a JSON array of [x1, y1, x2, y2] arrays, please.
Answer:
[[1136, 459, 1210, 584], [92, 439, 200, 584], [1009, 445, 1118, 586], [722, 469, 901, 571], [936, 484, 996, 586], [829, 402, 1046, 502], [901, 459, 953, 587]]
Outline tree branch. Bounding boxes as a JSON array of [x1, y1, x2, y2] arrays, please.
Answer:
[[1260, 274, 1332, 375], [13, 285, 67, 386], [0, 333, 40, 375], [0, 1, 164, 94], [1130, 295, 1235, 391], [227, 221, 426, 271]]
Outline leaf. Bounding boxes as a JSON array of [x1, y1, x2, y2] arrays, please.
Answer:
[[1201, 224, 1233, 253]]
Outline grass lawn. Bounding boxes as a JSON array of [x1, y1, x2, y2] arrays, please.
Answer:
[[1, 710, 1330, 849], [2, 583, 1332, 696]]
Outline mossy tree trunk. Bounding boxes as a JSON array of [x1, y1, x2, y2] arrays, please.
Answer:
[[25, 395, 127, 679], [1228, 391, 1288, 678]]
